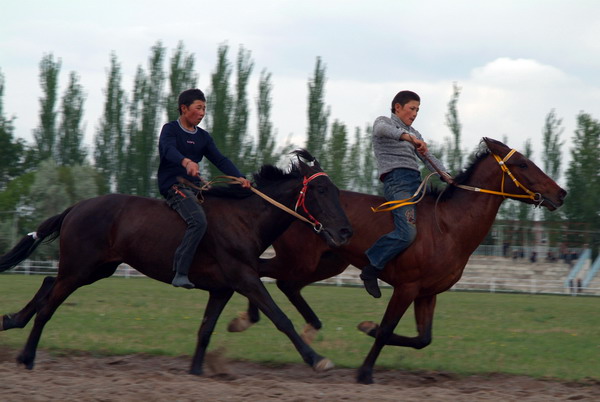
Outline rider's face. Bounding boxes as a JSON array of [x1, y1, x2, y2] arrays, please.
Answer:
[[181, 100, 206, 127], [394, 100, 420, 127]]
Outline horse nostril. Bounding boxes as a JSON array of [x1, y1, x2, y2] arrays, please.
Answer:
[[340, 227, 353, 240], [559, 189, 567, 201]]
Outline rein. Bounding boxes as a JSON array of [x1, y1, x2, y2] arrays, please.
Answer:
[[372, 148, 543, 213], [454, 149, 543, 205], [202, 174, 329, 233]]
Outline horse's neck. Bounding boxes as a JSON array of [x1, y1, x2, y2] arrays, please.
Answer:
[[252, 182, 299, 245], [443, 156, 507, 245]]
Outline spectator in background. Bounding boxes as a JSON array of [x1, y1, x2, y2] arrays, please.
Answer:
[[529, 251, 537, 263]]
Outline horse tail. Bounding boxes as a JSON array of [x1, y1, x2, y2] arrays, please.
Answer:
[[0, 206, 73, 272]]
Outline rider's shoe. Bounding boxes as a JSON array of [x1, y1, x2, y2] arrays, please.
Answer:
[[360, 264, 382, 298]]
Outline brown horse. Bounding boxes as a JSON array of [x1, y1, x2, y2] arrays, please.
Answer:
[[227, 138, 567, 384], [0, 150, 353, 375]]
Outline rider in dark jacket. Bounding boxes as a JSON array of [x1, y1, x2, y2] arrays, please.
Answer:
[[157, 88, 250, 288]]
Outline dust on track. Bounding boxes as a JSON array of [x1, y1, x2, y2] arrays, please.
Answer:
[[0, 347, 598, 401]]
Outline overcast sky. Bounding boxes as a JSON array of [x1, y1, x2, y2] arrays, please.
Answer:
[[1, 0, 599, 170]]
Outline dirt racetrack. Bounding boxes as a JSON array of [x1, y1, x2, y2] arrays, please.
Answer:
[[1, 347, 598, 401]]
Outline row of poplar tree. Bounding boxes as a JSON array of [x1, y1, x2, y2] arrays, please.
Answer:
[[0, 41, 599, 257]]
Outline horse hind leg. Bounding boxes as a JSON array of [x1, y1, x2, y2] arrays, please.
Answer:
[[1, 276, 55, 331], [16, 277, 81, 369], [357, 295, 435, 349], [190, 288, 234, 376], [356, 287, 417, 384], [226, 302, 260, 333]]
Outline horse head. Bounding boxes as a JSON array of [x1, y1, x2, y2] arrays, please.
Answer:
[[291, 149, 353, 247], [483, 137, 567, 210]]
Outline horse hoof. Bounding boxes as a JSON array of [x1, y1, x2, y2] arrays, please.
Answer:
[[17, 353, 34, 370], [356, 368, 374, 384], [300, 324, 318, 344], [227, 312, 252, 332], [314, 357, 334, 372], [357, 321, 378, 334]]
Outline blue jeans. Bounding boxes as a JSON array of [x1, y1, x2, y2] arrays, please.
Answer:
[[166, 185, 207, 275], [366, 168, 421, 270]]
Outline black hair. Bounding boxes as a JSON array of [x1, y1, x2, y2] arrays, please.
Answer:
[[390, 90, 420, 113], [178, 89, 206, 115]]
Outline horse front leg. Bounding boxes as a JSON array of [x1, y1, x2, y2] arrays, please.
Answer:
[[276, 280, 322, 343], [236, 275, 333, 372], [190, 288, 234, 375], [1, 276, 55, 331], [356, 286, 417, 385], [358, 295, 436, 349]]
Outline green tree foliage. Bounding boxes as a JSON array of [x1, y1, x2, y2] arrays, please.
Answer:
[[0, 69, 26, 191], [230, 45, 254, 175], [25, 159, 99, 258], [306, 56, 330, 160], [542, 109, 564, 181], [541, 109, 565, 247], [166, 41, 198, 122], [57, 71, 87, 166], [345, 125, 380, 194], [0, 172, 35, 251], [254, 69, 276, 167], [94, 52, 126, 193], [444, 82, 463, 175], [124, 42, 165, 196], [33, 53, 61, 162], [324, 120, 349, 188], [564, 112, 600, 254], [206, 44, 232, 179]]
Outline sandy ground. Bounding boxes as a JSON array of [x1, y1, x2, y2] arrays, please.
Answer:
[[0, 347, 598, 401]]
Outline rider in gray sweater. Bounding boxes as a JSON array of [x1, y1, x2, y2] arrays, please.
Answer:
[[361, 90, 453, 298]]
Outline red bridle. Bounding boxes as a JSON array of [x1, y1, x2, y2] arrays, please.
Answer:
[[294, 172, 330, 233]]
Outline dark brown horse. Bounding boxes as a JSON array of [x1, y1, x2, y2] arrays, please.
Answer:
[[0, 150, 352, 375], [227, 138, 567, 384]]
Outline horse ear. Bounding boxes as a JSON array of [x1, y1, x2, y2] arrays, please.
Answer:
[[483, 137, 510, 156]]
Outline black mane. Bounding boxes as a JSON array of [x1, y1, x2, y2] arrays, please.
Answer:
[[204, 149, 317, 199], [427, 142, 491, 201]]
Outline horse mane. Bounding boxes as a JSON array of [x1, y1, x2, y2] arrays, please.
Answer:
[[204, 149, 315, 199], [427, 141, 491, 202]]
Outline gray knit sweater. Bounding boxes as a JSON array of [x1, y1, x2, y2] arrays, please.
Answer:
[[372, 114, 447, 180]]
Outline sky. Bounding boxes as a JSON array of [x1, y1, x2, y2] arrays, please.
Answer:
[[1, 0, 599, 172]]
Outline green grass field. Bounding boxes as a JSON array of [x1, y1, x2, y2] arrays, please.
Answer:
[[1, 275, 598, 381]]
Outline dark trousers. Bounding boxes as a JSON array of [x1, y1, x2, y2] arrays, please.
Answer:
[[366, 168, 421, 270], [166, 185, 207, 275]]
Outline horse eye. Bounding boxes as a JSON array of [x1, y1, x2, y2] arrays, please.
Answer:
[[519, 162, 528, 169]]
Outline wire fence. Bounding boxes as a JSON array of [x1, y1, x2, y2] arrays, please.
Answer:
[[4, 258, 599, 297]]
